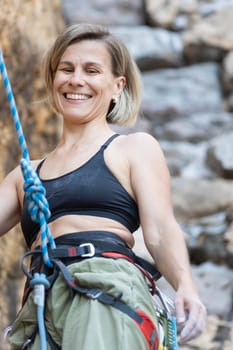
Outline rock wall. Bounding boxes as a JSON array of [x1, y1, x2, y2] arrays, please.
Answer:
[[0, 0, 233, 349]]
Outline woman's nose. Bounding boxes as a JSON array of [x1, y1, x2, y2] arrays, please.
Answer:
[[69, 69, 85, 86]]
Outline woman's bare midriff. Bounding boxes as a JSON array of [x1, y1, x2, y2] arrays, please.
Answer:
[[30, 214, 135, 250]]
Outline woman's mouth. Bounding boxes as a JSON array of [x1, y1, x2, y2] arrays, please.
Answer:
[[64, 93, 91, 101]]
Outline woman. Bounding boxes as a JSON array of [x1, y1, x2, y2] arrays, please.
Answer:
[[1, 23, 206, 349]]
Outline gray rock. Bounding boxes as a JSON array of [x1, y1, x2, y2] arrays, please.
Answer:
[[144, 0, 198, 30], [183, 6, 233, 62], [206, 132, 233, 178], [192, 262, 233, 319], [160, 140, 211, 178], [110, 26, 183, 70], [141, 63, 223, 123], [198, 0, 233, 17], [155, 112, 233, 143], [182, 211, 230, 264], [61, 0, 144, 26], [171, 178, 233, 219]]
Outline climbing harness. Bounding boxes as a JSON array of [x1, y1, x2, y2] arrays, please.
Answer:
[[19, 232, 178, 350], [0, 50, 179, 350], [20, 234, 161, 350]]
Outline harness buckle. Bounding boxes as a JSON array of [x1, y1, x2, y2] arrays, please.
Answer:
[[80, 243, 95, 257], [86, 288, 103, 299]]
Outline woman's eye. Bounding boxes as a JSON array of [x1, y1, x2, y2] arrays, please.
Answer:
[[59, 67, 73, 73], [87, 68, 98, 74]]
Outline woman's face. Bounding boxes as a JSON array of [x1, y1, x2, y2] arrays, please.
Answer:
[[53, 40, 125, 124]]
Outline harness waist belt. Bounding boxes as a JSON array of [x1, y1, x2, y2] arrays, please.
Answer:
[[28, 238, 161, 281]]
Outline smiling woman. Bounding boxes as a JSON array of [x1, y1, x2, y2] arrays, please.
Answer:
[[44, 23, 141, 126], [0, 23, 206, 350], [52, 40, 126, 125]]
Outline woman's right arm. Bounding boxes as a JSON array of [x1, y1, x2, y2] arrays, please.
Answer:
[[0, 166, 22, 236]]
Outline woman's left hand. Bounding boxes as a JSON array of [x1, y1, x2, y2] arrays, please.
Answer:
[[175, 284, 207, 343]]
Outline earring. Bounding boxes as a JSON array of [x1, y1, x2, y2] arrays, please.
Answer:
[[112, 97, 118, 104]]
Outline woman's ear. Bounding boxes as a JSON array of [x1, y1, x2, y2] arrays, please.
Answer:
[[113, 76, 126, 99]]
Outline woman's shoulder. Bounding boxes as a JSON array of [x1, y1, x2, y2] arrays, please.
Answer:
[[115, 132, 168, 172], [118, 132, 162, 155], [119, 131, 158, 144], [1, 159, 44, 194], [6, 159, 41, 177]]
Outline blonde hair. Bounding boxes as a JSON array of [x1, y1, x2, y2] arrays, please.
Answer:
[[43, 23, 142, 126]]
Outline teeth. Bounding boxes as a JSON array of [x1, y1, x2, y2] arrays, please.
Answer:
[[66, 93, 89, 100]]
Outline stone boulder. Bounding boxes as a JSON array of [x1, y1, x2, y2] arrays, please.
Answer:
[[206, 132, 233, 178], [62, 0, 144, 26], [155, 112, 233, 143], [144, 0, 199, 31], [141, 63, 223, 123], [110, 25, 183, 70], [183, 6, 233, 62], [171, 178, 233, 219]]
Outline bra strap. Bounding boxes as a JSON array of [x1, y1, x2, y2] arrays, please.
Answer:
[[101, 134, 120, 149], [36, 159, 46, 174]]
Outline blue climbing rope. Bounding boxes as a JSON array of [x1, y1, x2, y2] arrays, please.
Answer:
[[30, 273, 51, 350], [0, 49, 56, 350], [0, 49, 56, 266]]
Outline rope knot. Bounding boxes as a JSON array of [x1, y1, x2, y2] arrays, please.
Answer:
[[20, 158, 51, 223], [20, 158, 56, 267]]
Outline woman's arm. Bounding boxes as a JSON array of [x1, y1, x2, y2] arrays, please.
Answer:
[[0, 166, 22, 236], [127, 132, 206, 343]]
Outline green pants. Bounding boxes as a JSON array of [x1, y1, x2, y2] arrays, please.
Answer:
[[9, 257, 158, 349]]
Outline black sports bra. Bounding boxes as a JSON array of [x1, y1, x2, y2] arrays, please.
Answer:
[[21, 134, 140, 247]]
